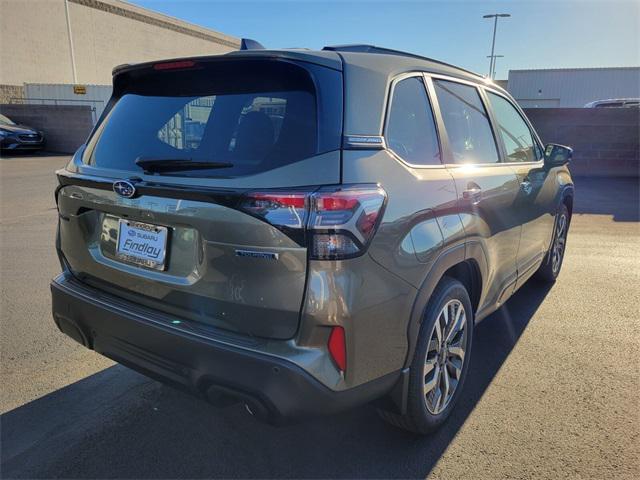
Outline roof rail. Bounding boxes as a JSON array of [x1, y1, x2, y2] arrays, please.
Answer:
[[240, 38, 265, 50], [322, 44, 484, 79]]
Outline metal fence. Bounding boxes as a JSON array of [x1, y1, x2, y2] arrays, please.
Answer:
[[9, 97, 104, 124], [19, 83, 113, 124]]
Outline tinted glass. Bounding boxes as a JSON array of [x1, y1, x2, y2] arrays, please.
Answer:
[[433, 80, 499, 164], [84, 61, 342, 177], [595, 102, 623, 108], [488, 92, 541, 163], [386, 77, 441, 165]]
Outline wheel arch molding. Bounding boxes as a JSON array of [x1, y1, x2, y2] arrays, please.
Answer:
[[403, 244, 484, 369]]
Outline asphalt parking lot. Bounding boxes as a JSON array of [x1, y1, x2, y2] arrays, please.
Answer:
[[1, 154, 639, 479]]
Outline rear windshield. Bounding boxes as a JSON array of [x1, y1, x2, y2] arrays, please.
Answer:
[[83, 60, 342, 177]]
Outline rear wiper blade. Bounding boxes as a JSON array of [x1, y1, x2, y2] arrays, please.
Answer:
[[135, 157, 234, 172]]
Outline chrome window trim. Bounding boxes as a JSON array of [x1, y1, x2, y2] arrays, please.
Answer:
[[427, 72, 487, 88], [382, 71, 446, 170], [444, 160, 544, 169], [386, 147, 447, 170]]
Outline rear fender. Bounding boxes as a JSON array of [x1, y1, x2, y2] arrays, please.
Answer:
[[403, 244, 466, 368], [382, 244, 486, 415]]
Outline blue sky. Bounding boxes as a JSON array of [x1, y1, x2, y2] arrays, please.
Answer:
[[130, 0, 639, 79]]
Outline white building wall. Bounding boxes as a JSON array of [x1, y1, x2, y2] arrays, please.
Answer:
[[507, 67, 640, 108], [0, 0, 240, 86]]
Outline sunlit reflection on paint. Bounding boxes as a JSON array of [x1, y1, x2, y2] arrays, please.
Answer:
[[457, 163, 481, 174]]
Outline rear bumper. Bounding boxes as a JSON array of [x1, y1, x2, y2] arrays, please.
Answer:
[[51, 273, 399, 423]]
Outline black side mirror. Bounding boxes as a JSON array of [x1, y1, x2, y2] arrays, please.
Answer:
[[544, 143, 573, 167]]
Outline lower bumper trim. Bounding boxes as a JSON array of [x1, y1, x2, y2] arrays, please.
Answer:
[[51, 274, 399, 423]]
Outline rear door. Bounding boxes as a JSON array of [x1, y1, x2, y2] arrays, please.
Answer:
[[56, 57, 343, 339], [427, 76, 521, 310]]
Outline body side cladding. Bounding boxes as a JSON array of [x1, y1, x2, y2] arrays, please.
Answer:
[[403, 243, 465, 369]]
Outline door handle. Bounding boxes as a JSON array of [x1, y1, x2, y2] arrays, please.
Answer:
[[462, 187, 482, 203], [520, 179, 533, 194]]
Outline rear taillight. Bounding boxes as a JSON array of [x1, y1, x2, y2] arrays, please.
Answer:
[[240, 185, 387, 260], [240, 192, 308, 228], [308, 186, 386, 259]]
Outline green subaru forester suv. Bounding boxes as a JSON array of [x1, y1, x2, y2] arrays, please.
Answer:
[[51, 42, 573, 434]]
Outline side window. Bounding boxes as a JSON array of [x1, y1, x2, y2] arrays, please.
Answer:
[[386, 76, 441, 165], [487, 92, 541, 162], [433, 80, 499, 164]]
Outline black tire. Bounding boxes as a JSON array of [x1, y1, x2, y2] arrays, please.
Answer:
[[535, 204, 569, 283], [378, 277, 473, 434]]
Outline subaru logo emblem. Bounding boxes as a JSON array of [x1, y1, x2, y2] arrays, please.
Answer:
[[113, 180, 136, 198]]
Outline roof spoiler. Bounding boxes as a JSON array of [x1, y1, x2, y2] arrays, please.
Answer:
[[240, 38, 265, 50]]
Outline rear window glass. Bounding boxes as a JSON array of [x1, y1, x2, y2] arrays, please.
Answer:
[[84, 60, 342, 177]]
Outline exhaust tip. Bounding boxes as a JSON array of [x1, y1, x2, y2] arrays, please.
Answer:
[[203, 384, 273, 422]]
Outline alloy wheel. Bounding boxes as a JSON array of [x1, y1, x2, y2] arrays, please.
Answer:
[[423, 299, 468, 415]]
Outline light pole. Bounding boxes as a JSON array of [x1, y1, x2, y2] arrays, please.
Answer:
[[486, 54, 504, 79], [483, 13, 510, 79], [64, 0, 78, 83]]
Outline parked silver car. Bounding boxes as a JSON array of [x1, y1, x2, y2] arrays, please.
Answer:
[[584, 98, 640, 108], [51, 42, 574, 433]]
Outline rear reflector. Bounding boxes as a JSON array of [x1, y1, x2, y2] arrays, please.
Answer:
[[328, 326, 347, 372], [153, 60, 197, 71]]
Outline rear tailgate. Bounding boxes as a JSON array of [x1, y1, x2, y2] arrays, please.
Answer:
[[56, 56, 343, 339]]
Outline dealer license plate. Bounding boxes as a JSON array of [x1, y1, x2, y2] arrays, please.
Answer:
[[116, 219, 168, 270]]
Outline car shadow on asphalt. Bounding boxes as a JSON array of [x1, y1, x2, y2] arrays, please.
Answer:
[[1, 281, 552, 479]]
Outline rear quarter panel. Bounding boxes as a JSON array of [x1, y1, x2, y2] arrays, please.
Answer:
[[311, 149, 466, 386]]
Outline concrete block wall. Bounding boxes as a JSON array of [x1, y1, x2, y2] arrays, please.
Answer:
[[524, 108, 639, 177], [0, 104, 93, 153]]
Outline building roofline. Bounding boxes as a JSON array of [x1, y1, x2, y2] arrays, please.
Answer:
[[509, 66, 640, 73], [69, 0, 241, 48]]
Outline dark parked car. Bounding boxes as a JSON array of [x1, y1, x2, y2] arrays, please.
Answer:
[[0, 113, 46, 152], [51, 43, 573, 434]]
